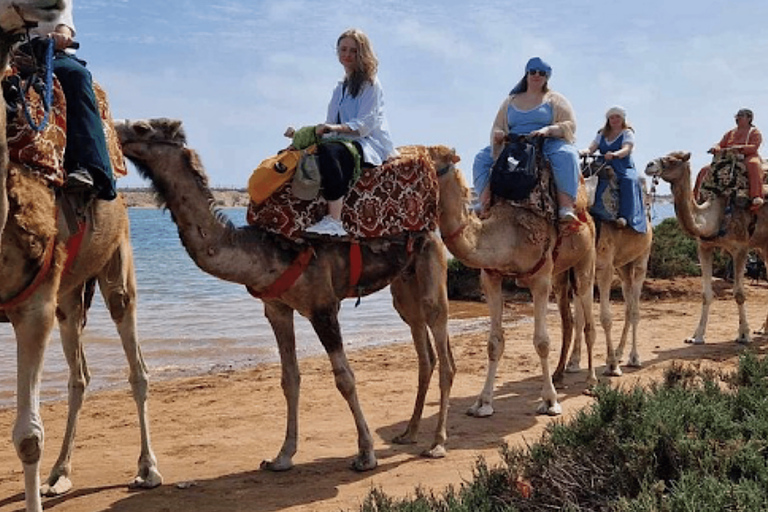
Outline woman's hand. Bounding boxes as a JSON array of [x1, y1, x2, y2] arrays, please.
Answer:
[[315, 124, 333, 137], [492, 130, 506, 145], [530, 126, 550, 138], [284, 126, 295, 138], [605, 152, 615, 161], [578, 149, 591, 157]]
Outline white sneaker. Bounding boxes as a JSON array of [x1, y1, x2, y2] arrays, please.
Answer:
[[616, 217, 627, 228], [305, 215, 348, 237], [558, 207, 578, 224]]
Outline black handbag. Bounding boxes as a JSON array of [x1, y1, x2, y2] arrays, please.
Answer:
[[490, 137, 539, 201]]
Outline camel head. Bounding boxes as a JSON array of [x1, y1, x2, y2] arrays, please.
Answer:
[[0, 0, 66, 39], [644, 151, 691, 185]]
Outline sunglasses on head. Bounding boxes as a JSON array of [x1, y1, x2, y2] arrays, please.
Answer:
[[528, 69, 548, 77]]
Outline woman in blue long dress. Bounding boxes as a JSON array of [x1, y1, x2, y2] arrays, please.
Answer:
[[488, 57, 581, 222], [580, 106, 647, 233]]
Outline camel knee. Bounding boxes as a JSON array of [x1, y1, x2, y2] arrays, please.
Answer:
[[533, 337, 550, 359], [13, 424, 44, 465], [487, 335, 505, 362], [105, 291, 133, 323], [333, 366, 356, 399], [734, 290, 746, 305]]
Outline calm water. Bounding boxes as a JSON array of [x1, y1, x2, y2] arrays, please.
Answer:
[[0, 208, 492, 407], [0, 201, 675, 408]]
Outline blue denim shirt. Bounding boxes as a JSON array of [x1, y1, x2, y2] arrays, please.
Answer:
[[325, 77, 398, 166]]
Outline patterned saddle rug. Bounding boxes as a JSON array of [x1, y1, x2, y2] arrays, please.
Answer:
[[5, 70, 127, 186], [246, 145, 439, 239], [698, 152, 749, 206]]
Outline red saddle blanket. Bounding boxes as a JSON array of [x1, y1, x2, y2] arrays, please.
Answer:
[[246, 146, 439, 239], [6, 75, 127, 186]]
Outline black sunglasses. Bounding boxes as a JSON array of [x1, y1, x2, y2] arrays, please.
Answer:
[[528, 69, 548, 77]]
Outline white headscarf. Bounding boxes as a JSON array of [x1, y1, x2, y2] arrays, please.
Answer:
[[606, 106, 627, 119]]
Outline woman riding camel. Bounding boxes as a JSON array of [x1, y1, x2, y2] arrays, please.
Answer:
[[301, 28, 397, 237], [694, 108, 763, 209], [488, 56, 580, 223], [579, 106, 647, 233]]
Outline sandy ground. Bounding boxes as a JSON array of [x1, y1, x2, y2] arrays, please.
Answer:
[[2, 277, 768, 512]]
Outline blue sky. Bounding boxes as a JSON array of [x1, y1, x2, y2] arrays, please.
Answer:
[[74, 0, 768, 195]]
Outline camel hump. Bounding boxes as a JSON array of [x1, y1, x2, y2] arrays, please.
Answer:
[[246, 148, 440, 239]]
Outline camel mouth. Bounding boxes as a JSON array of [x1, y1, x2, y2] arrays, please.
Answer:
[[644, 159, 662, 177]]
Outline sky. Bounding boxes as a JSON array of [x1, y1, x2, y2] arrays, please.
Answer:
[[71, 0, 768, 196]]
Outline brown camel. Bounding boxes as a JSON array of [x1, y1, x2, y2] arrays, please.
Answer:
[[568, 220, 653, 376], [645, 151, 768, 344], [431, 146, 597, 417], [0, 4, 161, 510], [114, 118, 455, 472]]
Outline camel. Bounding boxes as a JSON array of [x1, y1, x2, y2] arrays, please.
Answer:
[[432, 147, 597, 417], [0, 4, 162, 511], [645, 151, 768, 344], [568, 220, 653, 376], [114, 117, 455, 472]]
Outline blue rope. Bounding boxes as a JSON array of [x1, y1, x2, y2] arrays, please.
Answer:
[[19, 37, 54, 133]]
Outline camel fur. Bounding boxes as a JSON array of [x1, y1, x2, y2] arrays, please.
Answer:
[[0, 4, 162, 510], [645, 151, 768, 344], [114, 118, 456, 472], [431, 145, 598, 417]]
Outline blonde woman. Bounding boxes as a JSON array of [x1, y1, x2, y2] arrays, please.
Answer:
[[580, 106, 647, 232], [303, 28, 397, 236], [489, 57, 580, 223]]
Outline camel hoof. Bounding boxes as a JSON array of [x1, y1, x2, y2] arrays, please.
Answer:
[[466, 402, 494, 418], [421, 444, 447, 459], [603, 366, 623, 377], [736, 337, 751, 345], [392, 433, 417, 445], [684, 337, 704, 345], [626, 355, 642, 368], [40, 476, 73, 497], [582, 386, 597, 397], [350, 452, 377, 472], [536, 400, 562, 416], [129, 468, 163, 489], [260, 457, 293, 472]]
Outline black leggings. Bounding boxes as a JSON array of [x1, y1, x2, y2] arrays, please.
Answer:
[[318, 141, 363, 201]]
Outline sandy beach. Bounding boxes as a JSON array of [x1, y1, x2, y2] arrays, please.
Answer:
[[1, 276, 766, 512]]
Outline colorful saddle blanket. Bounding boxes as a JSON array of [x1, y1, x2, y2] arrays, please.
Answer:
[[698, 152, 749, 204], [5, 74, 127, 186], [246, 146, 439, 239]]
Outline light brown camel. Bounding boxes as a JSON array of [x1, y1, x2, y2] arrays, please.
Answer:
[[114, 118, 455, 472], [0, 4, 162, 510], [568, 217, 653, 376], [645, 151, 768, 344], [431, 147, 598, 417]]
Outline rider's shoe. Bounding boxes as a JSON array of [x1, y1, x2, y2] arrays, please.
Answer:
[[558, 207, 578, 224], [65, 168, 94, 190], [305, 215, 348, 237], [615, 217, 628, 228]]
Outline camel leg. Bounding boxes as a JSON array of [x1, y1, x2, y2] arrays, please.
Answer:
[[100, 243, 163, 488], [731, 248, 751, 344], [573, 260, 597, 387], [688, 245, 715, 344], [9, 298, 57, 512], [616, 258, 648, 367], [530, 275, 560, 415], [467, 269, 504, 418], [40, 286, 90, 497], [597, 262, 620, 376], [390, 240, 454, 458], [755, 249, 768, 334], [310, 305, 377, 471], [260, 301, 299, 472], [552, 273, 573, 385]]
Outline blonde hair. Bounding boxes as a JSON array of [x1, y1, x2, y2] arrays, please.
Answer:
[[337, 28, 378, 97]]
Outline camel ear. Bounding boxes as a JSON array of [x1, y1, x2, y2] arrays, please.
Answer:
[[682, 152, 691, 162], [451, 148, 461, 163], [166, 119, 183, 138]]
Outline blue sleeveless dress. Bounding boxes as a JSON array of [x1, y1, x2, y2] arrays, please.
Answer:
[[506, 102, 579, 200], [591, 130, 647, 233]]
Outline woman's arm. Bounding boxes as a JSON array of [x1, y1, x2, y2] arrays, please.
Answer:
[[490, 96, 511, 160], [742, 128, 762, 156], [545, 92, 576, 143]]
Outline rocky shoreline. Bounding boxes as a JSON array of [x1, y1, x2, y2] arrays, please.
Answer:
[[118, 187, 250, 208]]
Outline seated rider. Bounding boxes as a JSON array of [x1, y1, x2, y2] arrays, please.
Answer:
[[302, 28, 397, 237], [693, 108, 763, 209], [31, 0, 116, 201], [489, 57, 580, 223], [579, 106, 647, 233]]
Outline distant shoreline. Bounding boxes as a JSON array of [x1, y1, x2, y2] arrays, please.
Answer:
[[117, 187, 674, 209], [118, 187, 250, 208]]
